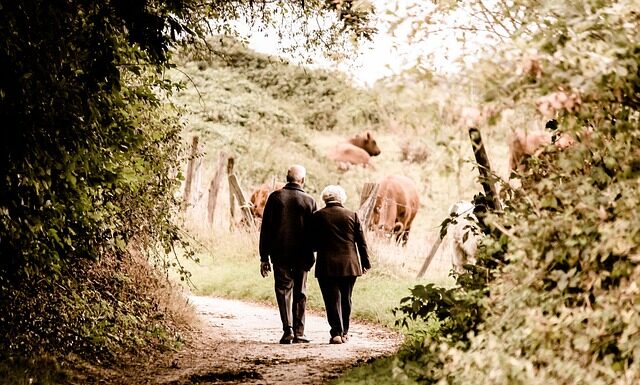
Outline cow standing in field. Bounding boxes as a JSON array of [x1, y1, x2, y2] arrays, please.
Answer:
[[370, 175, 420, 246], [329, 131, 381, 171], [249, 181, 286, 222]]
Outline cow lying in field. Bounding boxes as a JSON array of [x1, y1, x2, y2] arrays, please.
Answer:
[[370, 175, 420, 246], [329, 130, 381, 171], [249, 181, 285, 221], [445, 200, 482, 274]]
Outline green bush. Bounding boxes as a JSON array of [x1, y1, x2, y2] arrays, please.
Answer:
[[0, 1, 197, 378], [391, 128, 640, 384], [0, 0, 378, 381], [176, 36, 381, 133], [378, 0, 640, 382]]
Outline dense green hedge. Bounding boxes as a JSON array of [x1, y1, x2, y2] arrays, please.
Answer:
[[0, 2, 200, 375], [0, 1, 377, 380], [389, 0, 640, 383], [0, 0, 188, 282]]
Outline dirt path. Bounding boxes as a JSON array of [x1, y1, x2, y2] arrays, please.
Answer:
[[105, 295, 403, 385]]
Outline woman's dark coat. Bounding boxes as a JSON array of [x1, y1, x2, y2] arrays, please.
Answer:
[[310, 202, 371, 277]]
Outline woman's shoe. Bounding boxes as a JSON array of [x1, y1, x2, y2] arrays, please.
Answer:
[[329, 335, 343, 344]]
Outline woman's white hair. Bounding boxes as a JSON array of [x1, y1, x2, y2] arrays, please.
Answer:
[[321, 185, 347, 204]]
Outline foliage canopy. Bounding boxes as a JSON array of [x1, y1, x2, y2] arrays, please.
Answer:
[[0, 0, 377, 378], [391, 0, 640, 383]]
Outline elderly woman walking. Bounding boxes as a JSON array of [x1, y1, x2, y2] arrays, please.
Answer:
[[310, 185, 371, 344]]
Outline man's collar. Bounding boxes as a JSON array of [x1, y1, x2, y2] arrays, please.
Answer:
[[284, 182, 304, 192]]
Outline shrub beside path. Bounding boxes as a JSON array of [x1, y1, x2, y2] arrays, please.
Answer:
[[100, 295, 403, 385]]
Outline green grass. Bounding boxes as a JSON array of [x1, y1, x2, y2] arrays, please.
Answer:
[[331, 356, 418, 385], [175, 230, 446, 328]]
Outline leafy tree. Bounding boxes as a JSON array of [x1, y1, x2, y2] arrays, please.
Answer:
[[391, 0, 640, 383], [0, 0, 376, 377]]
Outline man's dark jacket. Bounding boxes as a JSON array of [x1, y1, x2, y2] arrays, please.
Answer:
[[310, 202, 371, 277], [259, 182, 317, 271]]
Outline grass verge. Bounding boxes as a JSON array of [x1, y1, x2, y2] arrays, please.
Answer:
[[176, 229, 454, 329]]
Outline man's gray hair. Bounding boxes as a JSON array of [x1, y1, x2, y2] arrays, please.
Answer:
[[286, 164, 306, 183], [321, 185, 347, 204]]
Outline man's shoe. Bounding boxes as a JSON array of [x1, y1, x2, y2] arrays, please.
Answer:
[[341, 334, 349, 343], [293, 335, 311, 344], [279, 329, 294, 344], [329, 335, 343, 344]]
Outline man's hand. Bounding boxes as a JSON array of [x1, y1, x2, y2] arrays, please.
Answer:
[[260, 261, 271, 278]]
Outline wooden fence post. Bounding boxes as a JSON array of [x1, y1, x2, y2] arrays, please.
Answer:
[[418, 127, 500, 278], [357, 182, 379, 228], [416, 236, 444, 278], [468, 127, 502, 211], [207, 152, 227, 226], [181, 136, 199, 212], [193, 151, 204, 204], [227, 157, 236, 230], [228, 173, 258, 239]]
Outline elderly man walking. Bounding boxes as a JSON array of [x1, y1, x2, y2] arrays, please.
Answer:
[[259, 165, 317, 344]]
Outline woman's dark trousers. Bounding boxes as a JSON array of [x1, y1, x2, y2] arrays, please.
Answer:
[[317, 276, 357, 337]]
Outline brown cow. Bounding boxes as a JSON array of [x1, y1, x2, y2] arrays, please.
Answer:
[[329, 131, 381, 170], [249, 181, 285, 220], [370, 175, 420, 246], [508, 124, 575, 172]]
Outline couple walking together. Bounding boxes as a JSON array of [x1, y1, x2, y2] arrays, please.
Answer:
[[259, 165, 371, 345]]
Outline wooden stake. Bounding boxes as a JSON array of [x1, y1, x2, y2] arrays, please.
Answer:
[[416, 236, 443, 278], [207, 152, 227, 226], [228, 173, 258, 240], [357, 182, 379, 228], [468, 127, 502, 211], [181, 136, 199, 212], [227, 157, 235, 230]]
